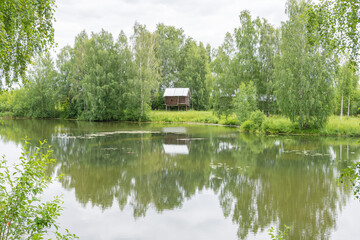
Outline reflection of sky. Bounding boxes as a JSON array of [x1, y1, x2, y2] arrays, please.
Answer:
[[50, 185, 238, 240], [218, 142, 236, 151], [0, 140, 22, 164], [43, 177, 360, 240]]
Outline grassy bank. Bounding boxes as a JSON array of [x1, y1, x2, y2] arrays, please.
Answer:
[[149, 110, 360, 137], [320, 116, 360, 136], [149, 110, 239, 125], [2, 109, 360, 137]]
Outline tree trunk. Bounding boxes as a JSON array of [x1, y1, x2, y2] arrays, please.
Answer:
[[340, 93, 343, 120], [348, 95, 350, 117], [140, 61, 143, 120]]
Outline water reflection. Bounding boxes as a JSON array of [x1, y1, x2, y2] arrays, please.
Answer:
[[163, 134, 190, 155], [0, 120, 359, 239]]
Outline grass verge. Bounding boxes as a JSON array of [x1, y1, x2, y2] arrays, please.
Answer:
[[150, 111, 360, 137], [149, 110, 239, 125]]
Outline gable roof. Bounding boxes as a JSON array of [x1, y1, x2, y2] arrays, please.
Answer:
[[163, 88, 190, 97]]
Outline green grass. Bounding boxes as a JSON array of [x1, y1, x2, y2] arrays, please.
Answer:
[[321, 116, 360, 137], [149, 110, 239, 125], [150, 111, 360, 137], [261, 116, 297, 134]]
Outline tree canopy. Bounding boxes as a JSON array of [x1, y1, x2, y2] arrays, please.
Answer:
[[0, 0, 56, 86], [307, 0, 360, 62]]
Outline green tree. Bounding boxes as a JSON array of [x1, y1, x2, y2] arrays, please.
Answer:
[[274, 0, 335, 129], [211, 33, 236, 119], [212, 11, 270, 118], [80, 30, 124, 121], [115, 31, 136, 118], [153, 24, 185, 109], [307, 0, 360, 62], [234, 81, 257, 124], [257, 19, 280, 116], [178, 39, 210, 110], [0, 0, 56, 86], [155, 24, 185, 90], [131, 23, 160, 120], [336, 62, 357, 119], [23, 52, 59, 118], [67, 31, 89, 118], [56, 45, 73, 118], [233, 11, 260, 90], [56, 30, 134, 121]]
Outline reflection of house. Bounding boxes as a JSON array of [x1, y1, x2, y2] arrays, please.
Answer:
[[163, 144, 189, 155], [163, 88, 191, 111], [163, 133, 190, 155], [162, 127, 187, 134]]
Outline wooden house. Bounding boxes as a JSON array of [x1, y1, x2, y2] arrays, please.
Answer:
[[163, 88, 191, 111]]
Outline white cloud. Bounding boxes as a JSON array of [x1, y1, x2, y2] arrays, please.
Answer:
[[54, 0, 288, 52]]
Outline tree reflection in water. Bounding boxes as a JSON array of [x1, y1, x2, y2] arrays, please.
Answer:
[[0, 120, 358, 239]]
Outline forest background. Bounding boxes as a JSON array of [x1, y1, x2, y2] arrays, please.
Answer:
[[1, 0, 359, 133]]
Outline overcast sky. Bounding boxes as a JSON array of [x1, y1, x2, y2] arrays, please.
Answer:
[[53, 0, 289, 52]]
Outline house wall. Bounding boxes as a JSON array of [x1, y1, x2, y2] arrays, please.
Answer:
[[165, 97, 178, 106], [165, 94, 190, 107]]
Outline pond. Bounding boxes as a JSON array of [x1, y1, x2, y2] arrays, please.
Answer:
[[1, 119, 360, 240]]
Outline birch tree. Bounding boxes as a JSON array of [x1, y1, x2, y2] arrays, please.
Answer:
[[131, 23, 160, 120], [258, 19, 280, 116], [274, 0, 335, 128], [337, 62, 357, 119], [0, 0, 56, 85]]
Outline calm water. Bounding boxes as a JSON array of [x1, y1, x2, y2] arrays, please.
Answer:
[[1, 119, 360, 240]]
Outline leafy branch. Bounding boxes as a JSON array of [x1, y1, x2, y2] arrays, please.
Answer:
[[0, 140, 77, 240]]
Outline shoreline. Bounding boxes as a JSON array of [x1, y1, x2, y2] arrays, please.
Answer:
[[2, 116, 360, 138]]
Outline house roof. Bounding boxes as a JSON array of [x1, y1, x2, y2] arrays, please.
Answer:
[[163, 88, 190, 97]]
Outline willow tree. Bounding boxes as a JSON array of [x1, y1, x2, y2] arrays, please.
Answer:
[[274, 0, 335, 129], [80, 30, 126, 121]]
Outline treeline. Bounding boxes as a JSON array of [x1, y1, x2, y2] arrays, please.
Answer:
[[0, 22, 209, 121], [0, 0, 359, 128]]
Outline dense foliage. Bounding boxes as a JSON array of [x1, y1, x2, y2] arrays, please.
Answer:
[[307, 0, 360, 63], [0, 0, 56, 85], [274, 0, 335, 128]]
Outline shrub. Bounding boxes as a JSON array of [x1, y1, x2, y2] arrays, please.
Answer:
[[339, 162, 360, 199], [220, 117, 239, 126], [262, 117, 296, 134], [241, 120, 255, 132], [250, 110, 265, 129], [0, 140, 77, 239]]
